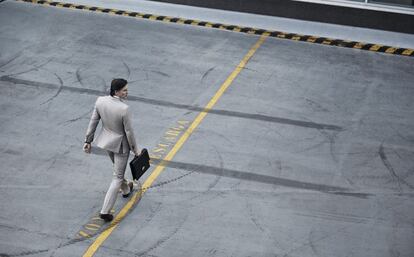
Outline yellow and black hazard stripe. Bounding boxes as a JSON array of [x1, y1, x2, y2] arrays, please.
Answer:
[[16, 0, 414, 57]]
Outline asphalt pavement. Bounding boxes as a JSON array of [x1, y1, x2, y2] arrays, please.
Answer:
[[0, 1, 413, 257]]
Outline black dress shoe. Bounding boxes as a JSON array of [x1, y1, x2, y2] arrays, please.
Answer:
[[122, 181, 134, 198], [99, 213, 113, 222]]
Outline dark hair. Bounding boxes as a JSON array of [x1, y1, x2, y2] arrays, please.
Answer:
[[110, 78, 128, 96]]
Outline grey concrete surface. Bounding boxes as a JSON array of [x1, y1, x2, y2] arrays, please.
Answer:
[[0, 1, 413, 257]]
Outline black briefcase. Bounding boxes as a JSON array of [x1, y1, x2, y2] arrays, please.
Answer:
[[129, 148, 150, 181]]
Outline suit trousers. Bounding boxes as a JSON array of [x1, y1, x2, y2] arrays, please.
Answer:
[[100, 151, 131, 214]]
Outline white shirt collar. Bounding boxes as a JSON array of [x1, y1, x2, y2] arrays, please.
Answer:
[[112, 95, 123, 102]]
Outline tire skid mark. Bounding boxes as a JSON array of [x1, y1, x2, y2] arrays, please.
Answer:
[[122, 60, 131, 78], [245, 198, 265, 233], [294, 113, 341, 163], [284, 197, 412, 256], [58, 107, 93, 126], [185, 146, 224, 204], [0, 46, 33, 71], [40, 73, 63, 105], [295, 133, 330, 154], [0, 223, 70, 241], [145, 69, 170, 78], [75, 67, 85, 88], [119, 202, 163, 250], [145, 202, 162, 224], [308, 228, 320, 257], [136, 211, 189, 257], [0, 249, 50, 257], [0, 235, 90, 257], [295, 211, 369, 224], [75, 68, 107, 91], [392, 148, 404, 160], [208, 146, 224, 191], [281, 225, 348, 257], [1, 75, 343, 131], [151, 158, 369, 197], [201, 66, 215, 81], [305, 98, 330, 113], [96, 245, 144, 257], [244, 197, 285, 251], [379, 143, 414, 191], [0, 53, 22, 70], [320, 128, 359, 187], [317, 129, 340, 164], [6, 58, 53, 77], [98, 75, 108, 93]]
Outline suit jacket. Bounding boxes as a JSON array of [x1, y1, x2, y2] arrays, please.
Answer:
[[85, 96, 137, 154]]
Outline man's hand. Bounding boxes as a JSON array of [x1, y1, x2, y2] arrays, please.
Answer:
[[83, 143, 91, 154], [133, 149, 140, 156]]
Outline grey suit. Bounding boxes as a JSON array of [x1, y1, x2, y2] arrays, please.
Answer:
[[85, 95, 138, 214], [85, 95, 137, 154]]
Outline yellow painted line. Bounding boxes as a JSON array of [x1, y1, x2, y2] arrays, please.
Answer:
[[86, 223, 101, 228], [85, 225, 100, 231], [82, 34, 268, 257], [79, 231, 90, 238]]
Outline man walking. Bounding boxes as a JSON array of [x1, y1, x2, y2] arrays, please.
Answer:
[[83, 78, 139, 222]]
